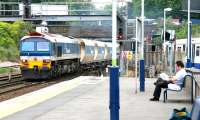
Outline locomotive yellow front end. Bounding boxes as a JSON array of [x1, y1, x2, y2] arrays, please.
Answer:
[[20, 57, 51, 70], [20, 57, 52, 79], [20, 33, 52, 79]]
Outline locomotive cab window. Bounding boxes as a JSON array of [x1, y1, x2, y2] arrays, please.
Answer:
[[37, 42, 50, 51], [21, 42, 35, 51]]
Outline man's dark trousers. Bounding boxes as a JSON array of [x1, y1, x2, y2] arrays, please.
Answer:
[[153, 79, 169, 98]]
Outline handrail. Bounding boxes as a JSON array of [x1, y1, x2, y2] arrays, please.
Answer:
[[191, 72, 200, 99], [0, 63, 20, 81], [185, 68, 200, 103]]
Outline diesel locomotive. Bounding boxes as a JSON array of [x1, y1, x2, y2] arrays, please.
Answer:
[[20, 32, 117, 79]]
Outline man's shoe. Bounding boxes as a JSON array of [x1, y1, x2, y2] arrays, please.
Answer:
[[149, 97, 159, 101]]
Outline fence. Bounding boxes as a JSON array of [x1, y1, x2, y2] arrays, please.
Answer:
[[175, 51, 186, 63], [0, 62, 20, 81], [119, 50, 163, 78], [184, 68, 200, 103], [119, 51, 136, 77], [144, 51, 163, 77]]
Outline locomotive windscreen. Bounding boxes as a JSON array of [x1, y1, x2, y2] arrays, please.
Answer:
[[21, 42, 34, 51], [36, 42, 50, 51], [21, 37, 50, 52]]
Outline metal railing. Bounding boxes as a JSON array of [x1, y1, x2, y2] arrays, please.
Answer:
[[186, 68, 200, 103], [0, 1, 124, 16], [0, 64, 20, 81], [191, 71, 200, 98]]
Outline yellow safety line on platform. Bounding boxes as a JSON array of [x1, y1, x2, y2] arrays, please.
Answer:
[[0, 77, 84, 119]]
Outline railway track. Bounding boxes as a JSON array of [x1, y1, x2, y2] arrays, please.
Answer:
[[0, 68, 104, 102], [0, 81, 39, 95], [0, 73, 22, 81]]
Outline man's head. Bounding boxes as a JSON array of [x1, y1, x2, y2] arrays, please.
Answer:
[[176, 61, 184, 71]]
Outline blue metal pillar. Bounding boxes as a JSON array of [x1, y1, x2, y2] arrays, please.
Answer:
[[109, 66, 120, 120], [186, 22, 192, 68], [186, 59, 192, 68], [139, 60, 145, 91], [139, 0, 145, 92]]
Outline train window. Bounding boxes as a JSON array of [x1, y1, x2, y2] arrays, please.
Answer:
[[66, 43, 71, 54], [57, 46, 62, 57], [21, 42, 34, 51], [90, 46, 94, 54], [75, 44, 80, 54], [68, 43, 77, 54], [72, 44, 76, 53], [85, 46, 91, 54], [183, 45, 185, 52], [196, 46, 200, 56], [109, 48, 112, 54], [102, 49, 105, 54], [37, 42, 50, 51], [53, 43, 56, 55], [177, 47, 181, 52], [98, 47, 103, 54]]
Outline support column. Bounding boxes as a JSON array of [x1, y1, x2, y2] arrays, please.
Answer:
[[140, 0, 145, 92], [109, 67, 120, 120]]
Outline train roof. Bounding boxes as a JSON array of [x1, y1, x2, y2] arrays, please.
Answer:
[[20, 32, 79, 44], [79, 39, 96, 46], [95, 41, 106, 47], [106, 42, 114, 48], [176, 38, 200, 44]]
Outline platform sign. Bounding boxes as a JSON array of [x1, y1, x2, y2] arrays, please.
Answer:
[[127, 51, 132, 60]]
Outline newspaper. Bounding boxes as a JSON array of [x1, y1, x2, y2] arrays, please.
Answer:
[[159, 73, 170, 80]]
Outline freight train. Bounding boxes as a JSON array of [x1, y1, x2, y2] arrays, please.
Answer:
[[20, 32, 117, 79]]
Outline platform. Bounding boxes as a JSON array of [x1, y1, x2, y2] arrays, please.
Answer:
[[0, 76, 192, 120]]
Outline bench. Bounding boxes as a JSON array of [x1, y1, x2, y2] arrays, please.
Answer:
[[163, 74, 193, 103]]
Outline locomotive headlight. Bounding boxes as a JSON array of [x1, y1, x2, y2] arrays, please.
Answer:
[[21, 59, 28, 63], [43, 59, 50, 63]]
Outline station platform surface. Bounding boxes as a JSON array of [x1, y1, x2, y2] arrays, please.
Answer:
[[0, 76, 192, 120]]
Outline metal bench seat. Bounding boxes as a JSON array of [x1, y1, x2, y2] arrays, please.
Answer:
[[163, 75, 193, 103]]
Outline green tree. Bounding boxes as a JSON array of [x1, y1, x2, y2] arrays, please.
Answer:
[[103, 4, 112, 15], [154, 17, 200, 40], [0, 22, 14, 47], [132, 0, 182, 18], [11, 20, 33, 47], [0, 22, 17, 61], [0, 21, 33, 61]]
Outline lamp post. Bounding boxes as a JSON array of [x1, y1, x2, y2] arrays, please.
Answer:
[[163, 8, 172, 71], [139, 0, 145, 92], [109, 1, 120, 120]]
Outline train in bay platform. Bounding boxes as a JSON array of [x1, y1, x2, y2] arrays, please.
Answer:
[[175, 38, 200, 69], [19, 31, 118, 79]]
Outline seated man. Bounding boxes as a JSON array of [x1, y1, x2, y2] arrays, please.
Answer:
[[150, 61, 187, 101]]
